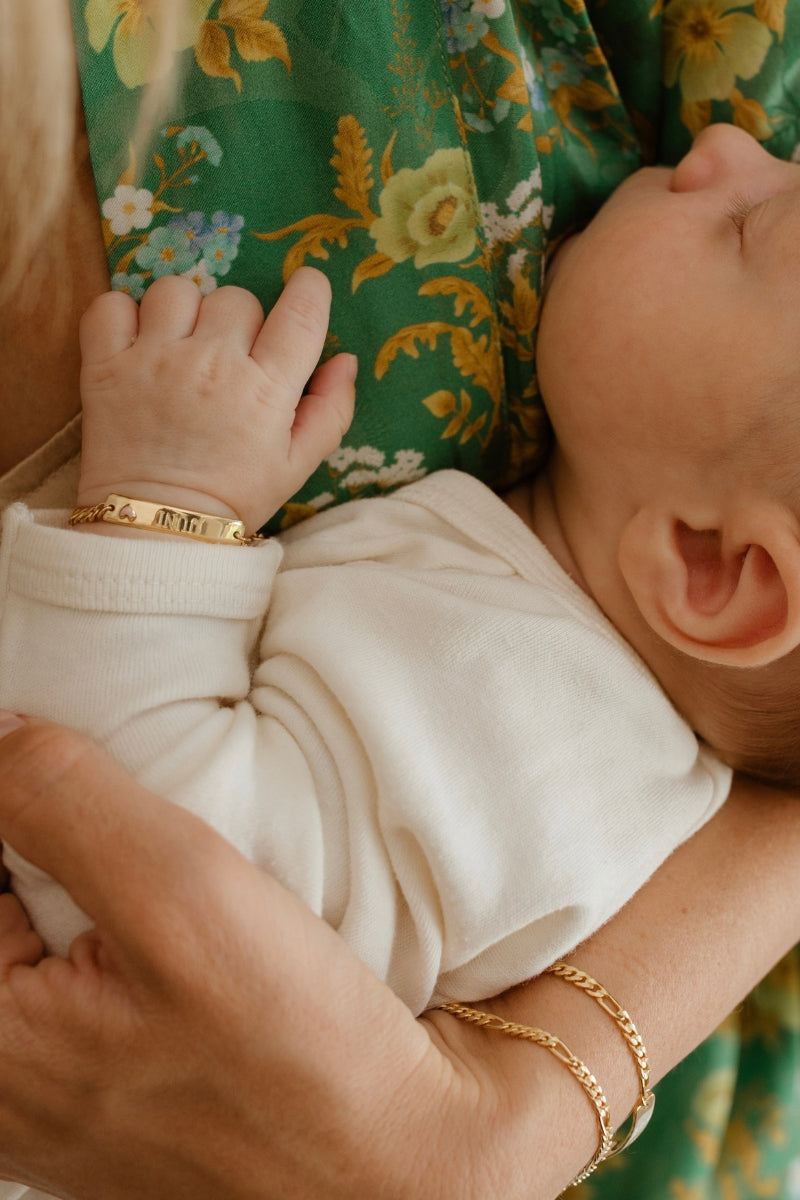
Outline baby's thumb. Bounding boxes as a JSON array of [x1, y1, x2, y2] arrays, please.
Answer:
[[289, 352, 358, 476]]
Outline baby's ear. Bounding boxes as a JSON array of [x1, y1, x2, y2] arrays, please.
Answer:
[[618, 502, 800, 667]]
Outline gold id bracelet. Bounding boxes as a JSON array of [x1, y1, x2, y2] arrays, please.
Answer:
[[69, 494, 262, 545]]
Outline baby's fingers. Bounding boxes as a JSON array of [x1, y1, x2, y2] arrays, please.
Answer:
[[251, 267, 332, 398], [79, 290, 140, 365], [289, 352, 358, 478]]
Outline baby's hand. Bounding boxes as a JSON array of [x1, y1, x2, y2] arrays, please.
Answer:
[[78, 269, 356, 532]]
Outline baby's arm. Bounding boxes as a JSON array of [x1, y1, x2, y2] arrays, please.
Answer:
[[77, 269, 356, 535], [0, 268, 355, 956]]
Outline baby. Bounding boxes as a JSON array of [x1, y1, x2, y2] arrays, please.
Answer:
[[0, 122, 789, 1018]]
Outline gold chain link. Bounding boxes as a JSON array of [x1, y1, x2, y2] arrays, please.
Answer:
[[436, 1001, 614, 1185], [545, 963, 655, 1157]]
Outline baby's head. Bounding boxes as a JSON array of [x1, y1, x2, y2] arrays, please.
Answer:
[[536, 123, 800, 784]]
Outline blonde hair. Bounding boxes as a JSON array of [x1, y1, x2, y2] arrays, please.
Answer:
[[0, 4, 78, 302], [0, 3, 183, 304]]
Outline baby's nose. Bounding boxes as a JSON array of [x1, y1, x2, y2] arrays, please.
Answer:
[[670, 123, 770, 193]]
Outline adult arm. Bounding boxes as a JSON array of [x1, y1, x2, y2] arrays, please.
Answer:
[[0, 716, 798, 1200]]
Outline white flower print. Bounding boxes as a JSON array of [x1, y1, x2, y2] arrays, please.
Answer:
[[102, 185, 154, 235], [480, 167, 544, 249], [472, 0, 505, 16], [181, 258, 218, 295]]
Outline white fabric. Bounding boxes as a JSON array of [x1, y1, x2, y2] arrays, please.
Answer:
[[0, 470, 731, 1019], [0, 424, 82, 1200]]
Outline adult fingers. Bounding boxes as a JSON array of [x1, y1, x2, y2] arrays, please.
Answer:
[[79, 289, 139, 363], [0, 893, 43, 979], [0, 717, 261, 968], [250, 266, 332, 398]]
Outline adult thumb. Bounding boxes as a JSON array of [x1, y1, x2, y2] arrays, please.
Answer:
[[0, 714, 237, 948]]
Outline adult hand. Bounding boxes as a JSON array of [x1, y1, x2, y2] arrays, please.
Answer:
[[0, 717, 497, 1200], [2, 717, 800, 1200]]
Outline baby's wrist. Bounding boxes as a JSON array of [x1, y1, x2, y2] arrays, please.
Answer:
[[76, 483, 240, 520], [72, 484, 243, 541]]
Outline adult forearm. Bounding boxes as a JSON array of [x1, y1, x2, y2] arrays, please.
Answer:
[[423, 774, 800, 1197], [0, 723, 795, 1200]]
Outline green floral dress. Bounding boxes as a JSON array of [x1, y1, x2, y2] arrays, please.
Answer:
[[72, 1, 800, 1194]]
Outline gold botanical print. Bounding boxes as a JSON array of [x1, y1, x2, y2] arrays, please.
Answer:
[[754, 0, 787, 38], [729, 87, 773, 139], [685, 1064, 738, 1163], [84, 0, 290, 90], [254, 115, 381, 286], [254, 119, 481, 284], [85, 0, 214, 87], [370, 148, 479, 268], [375, 276, 504, 451], [194, 0, 290, 91], [385, 0, 449, 151], [663, 0, 774, 136], [255, 115, 505, 450]]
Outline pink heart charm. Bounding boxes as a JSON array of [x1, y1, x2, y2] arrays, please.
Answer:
[[119, 504, 137, 521]]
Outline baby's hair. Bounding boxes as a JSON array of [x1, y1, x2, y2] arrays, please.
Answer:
[[680, 651, 800, 788], [664, 382, 800, 787]]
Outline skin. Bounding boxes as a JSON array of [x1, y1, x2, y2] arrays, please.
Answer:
[[537, 120, 800, 479], [75, 270, 357, 532], [1, 715, 800, 1200], [3, 109, 800, 1197], [524, 123, 800, 691]]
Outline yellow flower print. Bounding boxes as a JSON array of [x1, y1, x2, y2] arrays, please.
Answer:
[[370, 148, 479, 268], [691, 1067, 737, 1134], [663, 0, 772, 102], [85, 0, 213, 88]]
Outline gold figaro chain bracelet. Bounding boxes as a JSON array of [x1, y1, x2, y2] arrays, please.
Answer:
[[436, 1001, 614, 1185], [545, 962, 655, 1156]]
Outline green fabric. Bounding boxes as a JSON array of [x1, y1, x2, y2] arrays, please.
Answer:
[[72, 1, 800, 1194]]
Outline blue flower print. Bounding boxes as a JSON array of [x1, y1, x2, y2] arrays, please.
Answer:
[[441, 0, 471, 19], [210, 211, 244, 245], [541, 44, 588, 90], [173, 125, 223, 166], [539, 0, 579, 43], [135, 226, 198, 278], [451, 7, 488, 51], [167, 211, 215, 250], [202, 233, 238, 276], [111, 271, 147, 300], [440, 0, 471, 53]]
